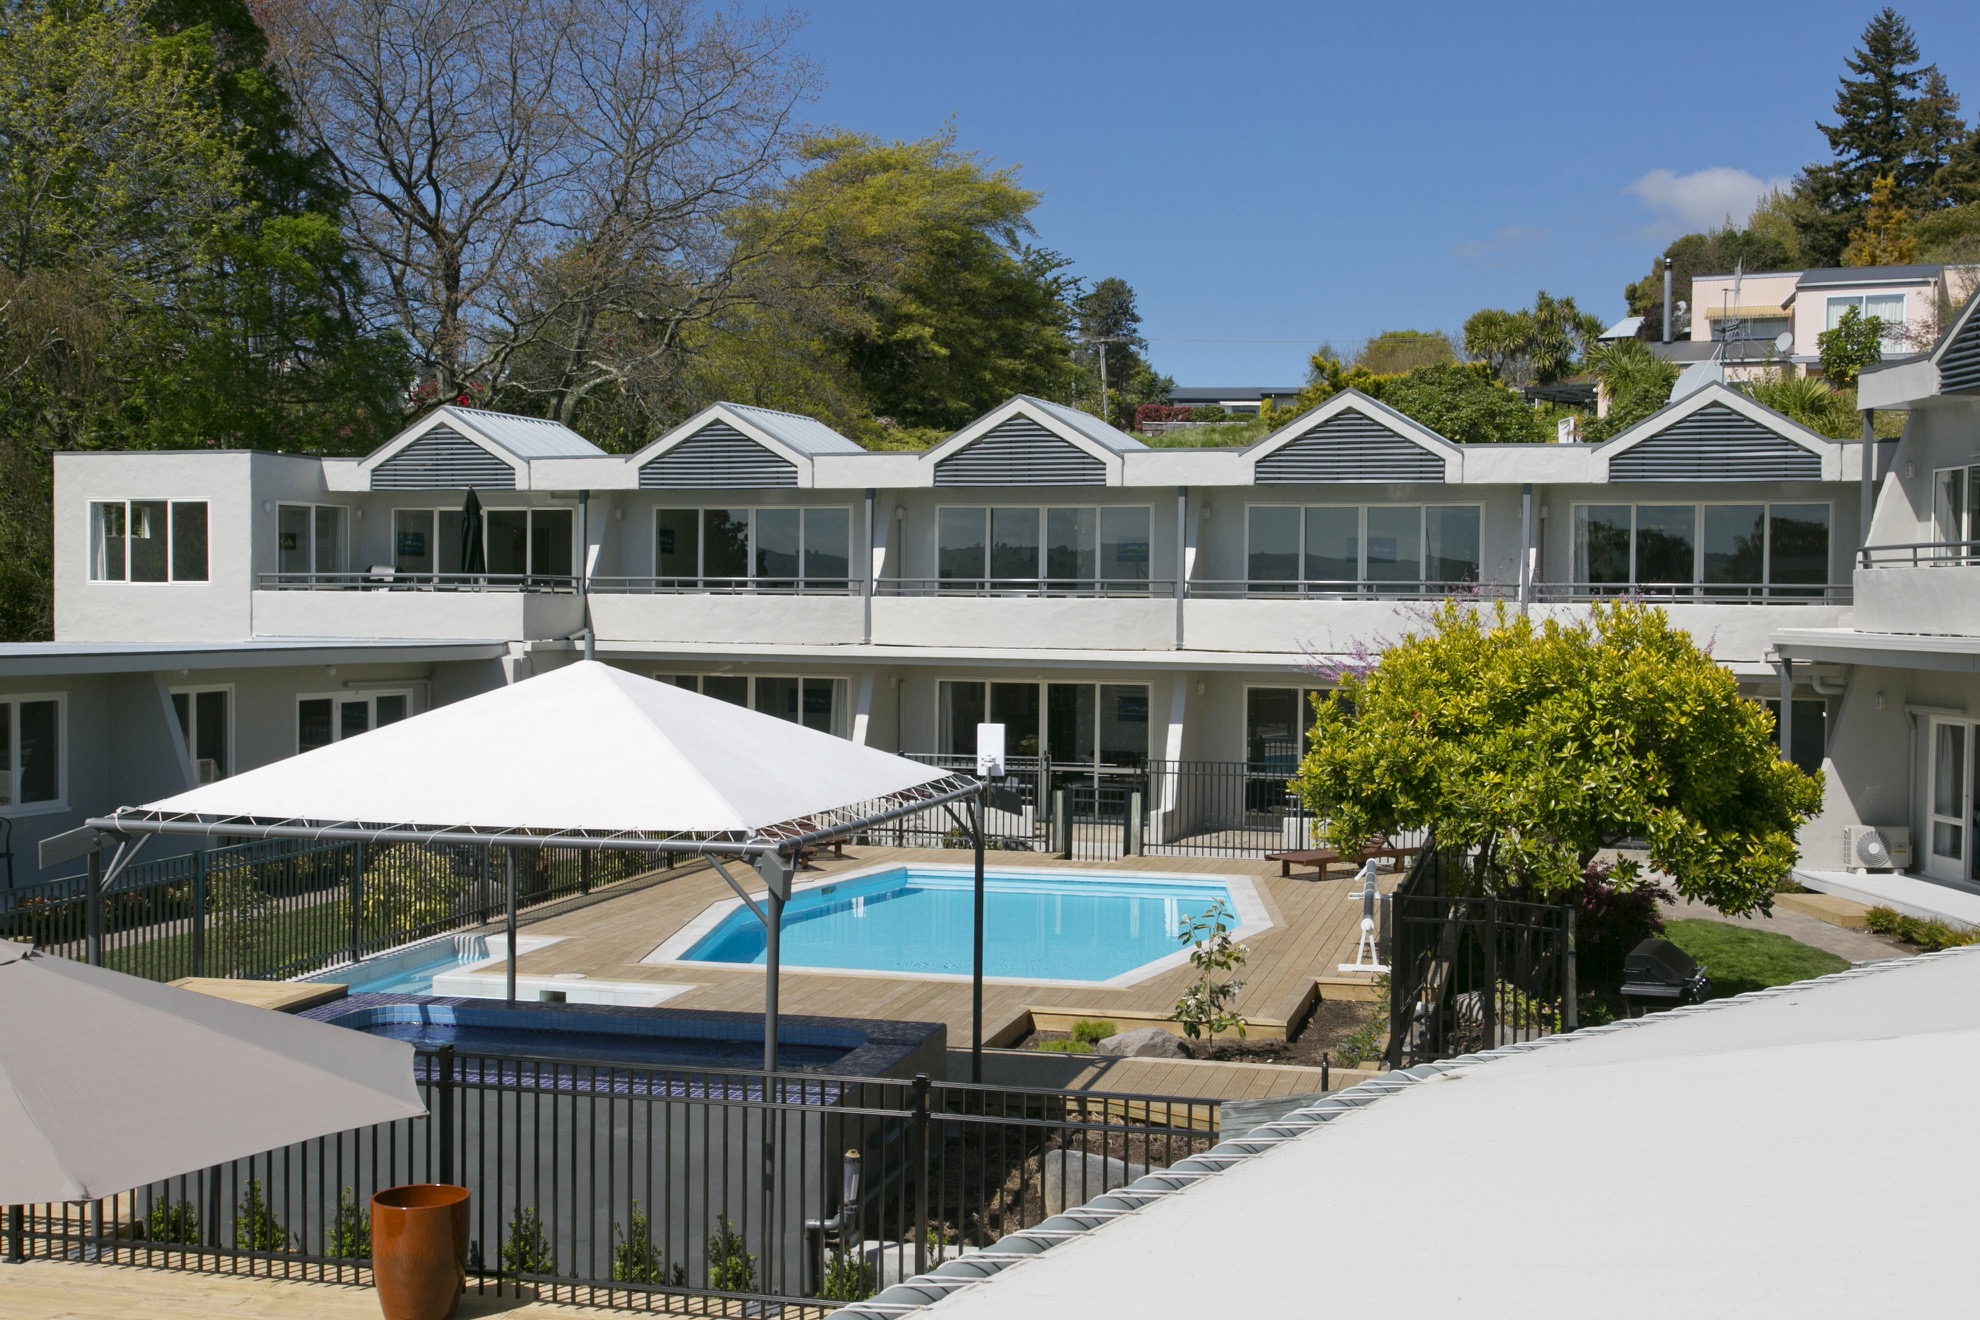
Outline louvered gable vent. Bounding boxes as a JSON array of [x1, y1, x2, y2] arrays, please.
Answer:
[[934, 416, 1106, 486], [1256, 408, 1444, 484], [1940, 306, 1980, 394], [371, 425, 516, 489], [1609, 404, 1820, 482], [640, 421, 797, 488]]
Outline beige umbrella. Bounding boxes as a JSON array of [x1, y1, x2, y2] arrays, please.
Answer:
[[0, 939, 426, 1204]]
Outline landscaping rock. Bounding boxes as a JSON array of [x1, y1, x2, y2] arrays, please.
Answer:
[[1041, 1150, 1149, 1216], [1095, 1026, 1183, 1058]]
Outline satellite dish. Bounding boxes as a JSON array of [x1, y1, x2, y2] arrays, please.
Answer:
[[1774, 331, 1793, 355]]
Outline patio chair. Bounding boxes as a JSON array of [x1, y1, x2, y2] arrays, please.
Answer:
[[1265, 834, 1420, 880]]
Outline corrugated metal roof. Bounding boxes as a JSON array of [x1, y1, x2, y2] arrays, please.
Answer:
[[1013, 396, 1147, 453], [721, 403, 865, 456], [1796, 265, 1943, 289], [440, 406, 607, 459]]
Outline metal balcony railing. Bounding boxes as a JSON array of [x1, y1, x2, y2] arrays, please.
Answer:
[[257, 571, 577, 593], [876, 577, 1175, 598], [1529, 581, 1851, 604], [586, 575, 858, 596], [1859, 540, 1980, 568], [1187, 578, 1511, 601]]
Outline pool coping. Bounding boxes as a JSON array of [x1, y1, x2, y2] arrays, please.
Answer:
[[638, 861, 1273, 989]]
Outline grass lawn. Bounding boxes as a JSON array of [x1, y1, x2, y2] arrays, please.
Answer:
[[1660, 918, 1849, 998]]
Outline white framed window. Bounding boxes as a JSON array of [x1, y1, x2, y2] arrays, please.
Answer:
[[89, 500, 208, 582], [1244, 503, 1480, 592], [653, 506, 852, 590], [1244, 686, 1330, 771], [170, 686, 232, 784], [1825, 292, 1909, 354], [391, 508, 458, 576], [484, 506, 575, 579], [0, 693, 65, 814], [277, 504, 348, 578], [1570, 502, 1831, 596], [657, 673, 850, 737], [935, 504, 1151, 591], [936, 680, 1149, 766], [1932, 467, 1980, 560], [297, 690, 412, 754]]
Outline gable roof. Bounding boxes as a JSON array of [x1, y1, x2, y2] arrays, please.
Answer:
[[1013, 396, 1146, 454], [1242, 390, 1458, 483], [719, 403, 864, 456], [1930, 283, 1980, 395], [436, 406, 606, 459], [1595, 382, 1834, 481]]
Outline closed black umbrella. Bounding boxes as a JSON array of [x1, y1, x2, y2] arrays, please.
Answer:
[[460, 488, 485, 577]]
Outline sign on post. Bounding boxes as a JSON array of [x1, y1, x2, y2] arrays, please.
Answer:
[[975, 723, 1006, 778]]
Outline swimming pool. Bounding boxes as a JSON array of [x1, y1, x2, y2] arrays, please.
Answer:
[[648, 864, 1268, 987]]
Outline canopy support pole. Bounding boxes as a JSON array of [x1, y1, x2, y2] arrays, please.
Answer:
[[505, 846, 518, 1005], [764, 887, 784, 1074], [972, 786, 986, 1083]]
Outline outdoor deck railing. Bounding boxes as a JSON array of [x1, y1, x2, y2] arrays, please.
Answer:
[[587, 575, 858, 595], [1528, 581, 1849, 604], [1858, 539, 1980, 568], [256, 571, 578, 593], [1, 1054, 1219, 1312], [876, 577, 1174, 597], [1187, 578, 1509, 601]]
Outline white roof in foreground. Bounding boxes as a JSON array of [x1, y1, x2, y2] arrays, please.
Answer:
[[135, 660, 945, 835], [913, 949, 1980, 1320]]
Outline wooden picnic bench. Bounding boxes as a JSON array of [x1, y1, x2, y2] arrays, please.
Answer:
[[1264, 837, 1421, 880]]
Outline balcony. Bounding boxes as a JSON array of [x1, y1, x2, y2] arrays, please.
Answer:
[[252, 572, 583, 640], [587, 575, 864, 645], [1854, 542, 1980, 635], [873, 577, 1177, 651]]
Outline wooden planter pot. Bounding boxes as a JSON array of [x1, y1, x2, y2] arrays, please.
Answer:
[[370, 1184, 470, 1320]]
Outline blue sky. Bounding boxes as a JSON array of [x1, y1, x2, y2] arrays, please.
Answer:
[[752, 0, 1980, 385]]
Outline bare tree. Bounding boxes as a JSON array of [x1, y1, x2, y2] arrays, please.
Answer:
[[262, 0, 813, 418]]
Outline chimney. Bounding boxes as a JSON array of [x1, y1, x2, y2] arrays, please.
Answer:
[[1662, 258, 1674, 344]]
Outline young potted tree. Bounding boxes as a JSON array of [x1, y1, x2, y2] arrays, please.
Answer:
[[370, 1184, 470, 1320]]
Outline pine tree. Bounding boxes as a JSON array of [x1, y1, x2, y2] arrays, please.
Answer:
[[1842, 175, 1918, 266], [1794, 8, 1954, 264]]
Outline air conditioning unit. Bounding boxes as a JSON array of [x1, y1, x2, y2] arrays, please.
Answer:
[[1843, 826, 1911, 873], [195, 758, 222, 785]]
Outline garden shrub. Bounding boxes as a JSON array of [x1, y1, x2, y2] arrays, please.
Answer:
[[357, 844, 470, 943], [1865, 906, 1980, 951], [706, 1215, 756, 1292], [326, 1188, 370, 1259], [610, 1201, 681, 1285], [816, 1241, 874, 1301], [500, 1206, 554, 1276], [143, 1199, 200, 1245], [1038, 1019, 1117, 1053], [235, 1180, 288, 1252]]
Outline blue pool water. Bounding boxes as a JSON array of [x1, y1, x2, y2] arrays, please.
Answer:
[[680, 866, 1237, 982]]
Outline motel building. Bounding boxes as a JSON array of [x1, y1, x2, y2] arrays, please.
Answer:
[[8, 292, 1980, 923]]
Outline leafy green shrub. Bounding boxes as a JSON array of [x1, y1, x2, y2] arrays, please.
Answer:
[[816, 1241, 874, 1301], [326, 1188, 370, 1259], [705, 1215, 756, 1293], [357, 844, 469, 943], [1038, 1019, 1117, 1053], [1865, 906, 1980, 951], [142, 1199, 200, 1245], [1186, 405, 1227, 422], [500, 1206, 555, 1277], [235, 1180, 288, 1252], [610, 1201, 681, 1285]]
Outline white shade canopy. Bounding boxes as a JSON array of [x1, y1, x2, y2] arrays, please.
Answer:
[[132, 661, 949, 838], [0, 940, 425, 1203]]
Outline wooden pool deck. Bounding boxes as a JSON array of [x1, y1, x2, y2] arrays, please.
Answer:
[[425, 846, 1391, 1102]]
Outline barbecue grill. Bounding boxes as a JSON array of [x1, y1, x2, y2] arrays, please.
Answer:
[[1620, 937, 1710, 1013]]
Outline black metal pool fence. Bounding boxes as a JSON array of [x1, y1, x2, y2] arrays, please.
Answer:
[[1, 1053, 1219, 1312], [1384, 845, 1578, 1069], [0, 836, 673, 985]]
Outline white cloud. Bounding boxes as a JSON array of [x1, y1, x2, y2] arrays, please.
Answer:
[[1626, 167, 1790, 231], [1453, 225, 1550, 261]]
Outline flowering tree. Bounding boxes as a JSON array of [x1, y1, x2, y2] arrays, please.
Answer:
[[1293, 601, 1823, 915]]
